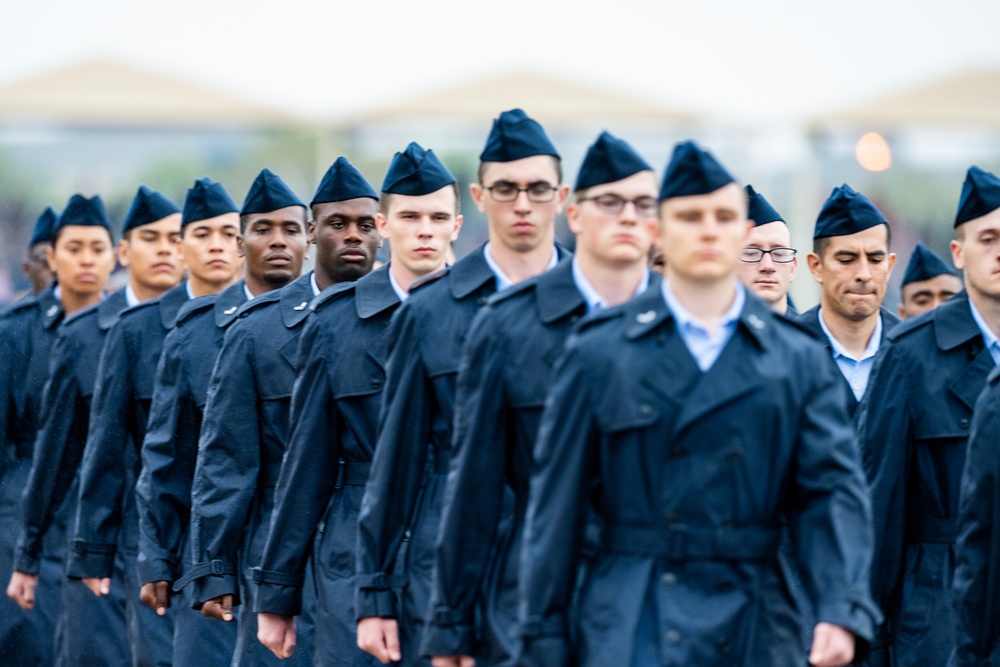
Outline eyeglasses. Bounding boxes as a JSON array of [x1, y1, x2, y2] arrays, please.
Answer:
[[740, 247, 797, 263], [577, 194, 658, 218], [484, 181, 558, 203]]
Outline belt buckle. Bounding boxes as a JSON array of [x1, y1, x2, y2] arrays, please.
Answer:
[[210, 559, 225, 576]]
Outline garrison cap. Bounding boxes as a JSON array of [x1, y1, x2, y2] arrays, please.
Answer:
[[182, 178, 239, 228], [659, 140, 736, 201], [241, 168, 305, 215], [745, 185, 784, 226], [381, 142, 456, 196], [123, 186, 181, 235], [312, 157, 378, 207], [813, 184, 887, 239], [480, 108, 560, 163], [29, 207, 58, 247], [955, 166, 1000, 227], [902, 243, 957, 287], [574, 131, 653, 191], [57, 194, 112, 232]]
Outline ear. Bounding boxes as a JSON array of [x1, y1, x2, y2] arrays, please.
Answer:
[[117, 239, 131, 268], [375, 213, 391, 241], [950, 238, 965, 271], [898, 303, 906, 319], [469, 183, 487, 213], [236, 235, 245, 258], [555, 185, 571, 213], [45, 245, 57, 273], [451, 214, 464, 242], [565, 203, 583, 235], [886, 252, 897, 275], [788, 255, 798, 280], [806, 252, 824, 284], [307, 221, 317, 245]]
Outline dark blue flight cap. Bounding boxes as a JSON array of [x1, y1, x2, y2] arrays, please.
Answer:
[[955, 166, 1000, 228], [381, 142, 456, 196], [745, 185, 784, 226], [29, 207, 58, 247], [58, 194, 112, 232], [813, 184, 887, 239], [312, 157, 379, 207], [480, 108, 560, 163], [182, 178, 239, 228], [659, 140, 736, 201], [574, 131, 653, 191], [902, 243, 958, 287], [123, 186, 181, 235], [241, 168, 306, 216]]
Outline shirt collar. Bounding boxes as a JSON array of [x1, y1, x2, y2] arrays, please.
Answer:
[[54, 284, 62, 302], [818, 307, 882, 362], [388, 265, 409, 302], [661, 279, 745, 333], [125, 283, 141, 308], [309, 271, 321, 297], [484, 241, 558, 292], [969, 297, 1000, 357], [572, 256, 650, 314], [185, 280, 196, 300], [244, 283, 255, 301]]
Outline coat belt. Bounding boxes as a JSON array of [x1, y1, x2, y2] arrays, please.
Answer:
[[603, 523, 781, 560]]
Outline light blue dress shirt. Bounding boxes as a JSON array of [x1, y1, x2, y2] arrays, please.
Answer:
[[661, 280, 746, 372], [484, 242, 558, 292], [571, 258, 650, 315], [817, 308, 882, 401], [388, 266, 408, 302], [969, 297, 1000, 365]]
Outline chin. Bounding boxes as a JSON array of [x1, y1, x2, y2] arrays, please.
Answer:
[[263, 269, 296, 286]]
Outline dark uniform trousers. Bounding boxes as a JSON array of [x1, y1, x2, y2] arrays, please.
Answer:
[[255, 265, 401, 667], [858, 293, 996, 667], [0, 284, 64, 665], [422, 258, 604, 666], [13, 289, 131, 666], [951, 365, 1000, 667], [518, 287, 879, 667], [136, 280, 249, 666], [184, 273, 317, 667], [68, 284, 191, 667]]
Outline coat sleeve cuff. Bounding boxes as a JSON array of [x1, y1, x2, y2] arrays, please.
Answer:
[[253, 583, 303, 616], [191, 574, 240, 609], [354, 578, 402, 620], [515, 635, 570, 667], [815, 598, 878, 658], [136, 555, 176, 585], [12, 547, 40, 576], [65, 541, 117, 579], [420, 609, 476, 658]]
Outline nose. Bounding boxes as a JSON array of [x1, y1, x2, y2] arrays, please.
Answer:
[[343, 222, 363, 243], [757, 252, 776, 272], [416, 215, 434, 238], [855, 257, 873, 283], [618, 201, 638, 225], [513, 189, 532, 213]]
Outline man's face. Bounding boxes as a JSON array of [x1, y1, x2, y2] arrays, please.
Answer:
[[46, 226, 116, 299], [179, 213, 243, 287], [736, 221, 797, 307], [659, 183, 751, 283], [471, 155, 569, 253], [806, 225, 896, 322], [23, 242, 54, 294], [240, 206, 308, 287], [952, 209, 1000, 302], [119, 214, 184, 292], [567, 171, 659, 268], [376, 186, 462, 277], [311, 199, 380, 283], [899, 273, 963, 319]]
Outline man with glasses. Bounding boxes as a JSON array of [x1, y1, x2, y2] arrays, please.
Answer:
[[736, 185, 798, 315], [424, 132, 657, 667], [797, 185, 898, 417], [356, 111, 569, 666]]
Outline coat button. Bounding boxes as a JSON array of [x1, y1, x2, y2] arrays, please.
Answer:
[[639, 403, 653, 417], [665, 629, 682, 645], [726, 450, 742, 464], [370, 379, 382, 389], [960, 418, 970, 429], [663, 514, 678, 527], [477, 296, 488, 306], [668, 447, 686, 460], [716, 580, 734, 593], [717, 639, 731, 654], [660, 572, 677, 587], [570, 315, 580, 324]]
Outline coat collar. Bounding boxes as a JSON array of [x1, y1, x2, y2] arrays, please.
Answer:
[[356, 265, 400, 320], [38, 283, 64, 330], [798, 304, 898, 348], [934, 292, 985, 351], [214, 279, 249, 328], [280, 273, 319, 329], [449, 243, 571, 300], [534, 259, 586, 324], [160, 283, 191, 330], [97, 288, 129, 330]]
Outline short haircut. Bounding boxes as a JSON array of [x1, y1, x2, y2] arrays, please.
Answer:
[[477, 156, 563, 185], [812, 223, 892, 258], [379, 183, 461, 217]]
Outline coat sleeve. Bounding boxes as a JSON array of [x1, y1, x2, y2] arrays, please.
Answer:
[[187, 320, 260, 606], [355, 301, 432, 620], [422, 308, 510, 657], [0, 321, 12, 478], [786, 345, 880, 647], [136, 326, 197, 585], [950, 379, 1000, 667], [67, 319, 133, 578], [856, 341, 913, 643], [517, 338, 600, 667], [255, 317, 338, 616], [14, 328, 88, 574]]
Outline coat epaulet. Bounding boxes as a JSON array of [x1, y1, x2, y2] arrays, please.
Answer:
[[237, 289, 281, 318], [310, 281, 357, 312], [175, 295, 217, 326]]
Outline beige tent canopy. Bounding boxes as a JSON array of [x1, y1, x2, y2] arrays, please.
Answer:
[[813, 69, 1000, 130], [0, 59, 299, 128], [334, 69, 697, 127]]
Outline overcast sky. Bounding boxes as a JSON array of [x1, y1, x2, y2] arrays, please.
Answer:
[[4, 0, 999, 122]]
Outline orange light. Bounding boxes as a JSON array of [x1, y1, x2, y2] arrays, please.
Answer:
[[855, 132, 892, 172]]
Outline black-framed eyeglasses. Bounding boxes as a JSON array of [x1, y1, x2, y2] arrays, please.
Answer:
[[740, 247, 797, 263], [484, 181, 558, 203], [577, 194, 658, 218]]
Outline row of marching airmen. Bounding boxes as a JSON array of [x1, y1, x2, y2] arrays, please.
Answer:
[[0, 107, 998, 667]]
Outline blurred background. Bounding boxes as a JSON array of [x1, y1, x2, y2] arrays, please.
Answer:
[[1, 0, 999, 308]]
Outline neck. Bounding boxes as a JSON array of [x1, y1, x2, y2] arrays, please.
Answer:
[[313, 267, 335, 292], [188, 273, 238, 298], [60, 288, 102, 316], [820, 301, 879, 359], [390, 257, 445, 294], [576, 253, 646, 308], [666, 270, 738, 334], [244, 273, 294, 298], [968, 285, 1000, 340], [129, 277, 173, 303], [488, 237, 555, 285], [771, 294, 789, 315]]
